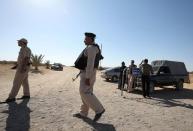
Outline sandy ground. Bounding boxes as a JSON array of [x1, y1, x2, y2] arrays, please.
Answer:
[[0, 64, 193, 131]]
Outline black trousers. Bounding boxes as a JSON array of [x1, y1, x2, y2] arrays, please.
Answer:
[[142, 75, 150, 97], [118, 74, 126, 89]]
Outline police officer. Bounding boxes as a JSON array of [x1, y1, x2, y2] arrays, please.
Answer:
[[73, 32, 105, 122], [6, 38, 31, 102], [118, 61, 126, 89], [127, 60, 137, 92], [139, 59, 153, 98]]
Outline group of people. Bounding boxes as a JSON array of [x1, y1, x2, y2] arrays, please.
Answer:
[[4, 32, 105, 122], [118, 59, 153, 98], [4, 32, 153, 124]]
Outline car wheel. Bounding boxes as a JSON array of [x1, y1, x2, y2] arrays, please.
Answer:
[[149, 81, 155, 93], [106, 78, 110, 81], [176, 80, 183, 91], [112, 76, 118, 82]]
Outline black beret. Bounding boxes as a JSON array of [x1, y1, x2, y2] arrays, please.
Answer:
[[85, 32, 96, 38], [144, 59, 148, 62]]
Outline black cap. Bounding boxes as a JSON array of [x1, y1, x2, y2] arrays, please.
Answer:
[[144, 59, 148, 63], [85, 32, 96, 39]]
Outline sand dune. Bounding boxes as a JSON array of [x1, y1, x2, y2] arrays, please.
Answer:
[[0, 64, 193, 131]]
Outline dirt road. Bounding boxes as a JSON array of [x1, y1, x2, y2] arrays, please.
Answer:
[[0, 65, 193, 131]]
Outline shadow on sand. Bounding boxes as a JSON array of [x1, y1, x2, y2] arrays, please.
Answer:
[[1, 99, 31, 131], [102, 80, 118, 84], [30, 69, 44, 74], [82, 117, 116, 131], [123, 87, 193, 110]]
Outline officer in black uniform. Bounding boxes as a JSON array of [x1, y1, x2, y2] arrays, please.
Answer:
[[118, 61, 126, 89]]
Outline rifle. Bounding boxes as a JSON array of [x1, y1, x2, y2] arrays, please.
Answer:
[[11, 64, 18, 70], [72, 71, 81, 82]]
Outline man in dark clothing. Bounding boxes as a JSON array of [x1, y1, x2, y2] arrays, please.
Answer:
[[118, 62, 126, 89], [139, 59, 153, 98]]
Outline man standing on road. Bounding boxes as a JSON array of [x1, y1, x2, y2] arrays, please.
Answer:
[[6, 38, 31, 102], [127, 60, 137, 92], [73, 32, 105, 122], [139, 59, 153, 98], [118, 61, 126, 89]]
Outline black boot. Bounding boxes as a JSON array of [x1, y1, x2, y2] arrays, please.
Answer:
[[21, 96, 30, 99], [5, 98, 16, 103], [93, 109, 105, 122]]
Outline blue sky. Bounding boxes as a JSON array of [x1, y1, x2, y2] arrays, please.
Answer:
[[0, 0, 193, 71]]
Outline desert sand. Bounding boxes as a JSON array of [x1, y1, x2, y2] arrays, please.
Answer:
[[0, 64, 193, 131]]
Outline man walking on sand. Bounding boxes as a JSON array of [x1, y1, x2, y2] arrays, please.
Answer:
[[73, 32, 105, 122], [6, 38, 31, 102]]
